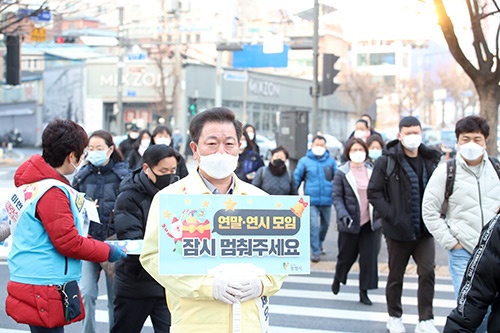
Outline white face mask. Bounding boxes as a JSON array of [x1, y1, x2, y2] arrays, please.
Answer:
[[349, 151, 366, 163], [140, 139, 151, 147], [247, 132, 255, 140], [199, 153, 238, 179], [240, 140, 247, 150], [354, 130, 369, 140], [402, 134, 422, 151], [129, 132, 139, 140], [155, 137, 171, 146], [311, 146, 326, 157], [459, 142, 485, 161]]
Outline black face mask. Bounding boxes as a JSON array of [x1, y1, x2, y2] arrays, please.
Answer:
[[269, 159, 287, 176], [151, 170, 179, 190], [272, 159, 285, 167]]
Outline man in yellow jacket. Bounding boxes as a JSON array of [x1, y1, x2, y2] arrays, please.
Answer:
[[140, 107, 286, 332]]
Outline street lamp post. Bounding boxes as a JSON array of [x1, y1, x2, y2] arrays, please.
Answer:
[[311, 0, 320, 136]]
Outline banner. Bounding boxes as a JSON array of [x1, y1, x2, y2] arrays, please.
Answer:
[[158, 194, 310, 275]]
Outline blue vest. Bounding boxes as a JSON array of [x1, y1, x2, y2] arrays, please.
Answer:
[[8, 179, 86, 285]]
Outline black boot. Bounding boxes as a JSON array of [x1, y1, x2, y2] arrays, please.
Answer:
[[359, 289, 372, 305], [331, 278, 340, 295]]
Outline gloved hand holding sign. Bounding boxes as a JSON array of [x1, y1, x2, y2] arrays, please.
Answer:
[[212, 276, 244, 304], [239, 278, 263, 302]]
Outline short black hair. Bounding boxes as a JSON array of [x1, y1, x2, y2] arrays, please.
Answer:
[[344, 137, 368, 162], [455, 116, 489, 139], [188, 107, 242, 144], [271, 145, 289, 159], [152, 125, 173, 139], [399, 116, 421, 131], [312, 135, 326, 144], [142, 144, 180, 168], [356, 119, 369, 129], [42, 119, 88, 168], [361, 114, 373, 123]]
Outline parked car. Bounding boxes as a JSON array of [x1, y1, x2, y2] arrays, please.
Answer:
[[256, 134, 276, 160], [308, 133, 344, 161]]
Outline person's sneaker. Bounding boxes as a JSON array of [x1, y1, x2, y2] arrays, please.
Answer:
[[414, 320, 439, 333], [386, 316, 406, 333], [320, 247, 326, 255], [311, 255, 320, 263]]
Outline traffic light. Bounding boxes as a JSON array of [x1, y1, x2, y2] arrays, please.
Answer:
[[321, 53, 340, 96], [55, 36, 76, 44], [188, 98, 197, 116], [5, 35, 21, 86]]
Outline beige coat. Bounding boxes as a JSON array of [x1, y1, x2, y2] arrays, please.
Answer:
[[140, 171, 287, 333]]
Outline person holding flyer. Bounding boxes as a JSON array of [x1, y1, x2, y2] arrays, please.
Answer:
[[5, 119, 126, 333], [140, 107, 286, 333]]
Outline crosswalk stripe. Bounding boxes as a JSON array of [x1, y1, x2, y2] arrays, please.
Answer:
[[95, 310, 353, 333], [271, 304, 447, 327], [285, 275, 455, 293], [275, 288, 457, 308]]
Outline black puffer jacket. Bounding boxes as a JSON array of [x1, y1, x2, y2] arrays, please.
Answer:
[[333, 162, 381, 234], [367, 140, 441, 241], [444, 214, 500, 333], [112, 168, 164, 298], [72, 160, 130, 241]]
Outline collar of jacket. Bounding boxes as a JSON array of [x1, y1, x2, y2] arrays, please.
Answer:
[[384, 139, 442, 162]]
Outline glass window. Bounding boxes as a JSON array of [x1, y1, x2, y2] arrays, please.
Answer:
[[369, 53, 396, 65], [357, 54, 368, 66]]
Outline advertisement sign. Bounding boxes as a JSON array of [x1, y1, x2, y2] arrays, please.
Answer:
[[158, 194, 310, 275]]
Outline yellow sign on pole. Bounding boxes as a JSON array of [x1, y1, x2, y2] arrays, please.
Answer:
[[31, 28, 46, 42]]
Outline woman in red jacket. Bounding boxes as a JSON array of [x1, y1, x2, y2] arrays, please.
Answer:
[[6, 119, 126, 333]]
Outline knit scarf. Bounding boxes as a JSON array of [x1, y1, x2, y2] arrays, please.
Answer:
[[399, 157, 428, 235]]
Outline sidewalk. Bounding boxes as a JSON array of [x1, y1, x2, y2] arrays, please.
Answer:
[[0, 148, 24, 166]]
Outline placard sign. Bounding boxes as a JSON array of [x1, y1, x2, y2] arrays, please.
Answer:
[[158, 194, 310, 275]]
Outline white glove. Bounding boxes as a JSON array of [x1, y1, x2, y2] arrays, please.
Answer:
[[239, 278, 263, 302], [213, 276, 243, 304]]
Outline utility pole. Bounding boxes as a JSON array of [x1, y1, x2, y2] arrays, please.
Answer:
[[117, 6, 125, 133], [311, 0, 320, 135], [173, 2, 187, 145]]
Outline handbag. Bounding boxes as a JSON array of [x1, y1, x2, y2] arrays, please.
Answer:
[[57, 280, 82, 322]]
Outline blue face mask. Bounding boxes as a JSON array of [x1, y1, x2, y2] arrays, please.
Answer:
[[368, 149, 382, 160], [87, 150, 109, 166]]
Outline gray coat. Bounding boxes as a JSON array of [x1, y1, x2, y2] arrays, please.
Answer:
[[252, 166, 298, 195]]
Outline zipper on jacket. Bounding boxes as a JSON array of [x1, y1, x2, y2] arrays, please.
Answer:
[[64, 257, 68, 275], [476, 179, 484, 227]]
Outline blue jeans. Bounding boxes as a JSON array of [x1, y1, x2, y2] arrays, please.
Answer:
[[80, 260, 115, 333], [449, 247, 488, 333], [310, 205, 332, 256]]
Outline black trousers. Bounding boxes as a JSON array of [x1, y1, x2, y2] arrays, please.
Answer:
[[334, 223, 382, 290], [29, 326, 63, 333], [385, 235, 435, 321], [111, 295, 171, 333]]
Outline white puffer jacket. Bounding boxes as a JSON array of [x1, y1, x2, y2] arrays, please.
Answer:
[[422, 152, 500, 254]]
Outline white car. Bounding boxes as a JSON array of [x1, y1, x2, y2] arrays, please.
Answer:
[[256, 134, 276, 160]]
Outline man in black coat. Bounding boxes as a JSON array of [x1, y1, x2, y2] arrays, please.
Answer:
[[367, 116, 442, 333], [118, 123, 140, 160], [444, 213, 500, 333], [111, 145, 180, 333]]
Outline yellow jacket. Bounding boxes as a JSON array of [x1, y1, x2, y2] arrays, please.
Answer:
[[140, 171, 287, 333]]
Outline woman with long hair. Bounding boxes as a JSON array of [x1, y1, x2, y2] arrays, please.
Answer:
[[128, 130, 152, 170], [235, 130, 264, 183]]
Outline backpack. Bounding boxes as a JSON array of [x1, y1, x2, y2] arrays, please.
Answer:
[[384, 156, 500, 218], [439, 156, 500, 219]]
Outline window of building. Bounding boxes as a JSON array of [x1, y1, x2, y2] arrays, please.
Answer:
[[186, 34, 191, 43], [369, 53, 396, 65], [195, 34, 201, 43], [357, 54, 368, 66]]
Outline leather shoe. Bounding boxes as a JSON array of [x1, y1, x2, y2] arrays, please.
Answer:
[[359, 289, 372, 305], [331, 278, 340, 295]]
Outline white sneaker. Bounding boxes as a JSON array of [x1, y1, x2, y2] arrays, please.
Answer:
[[414, 320, 439, 333], [387, 316, 406, 333]]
